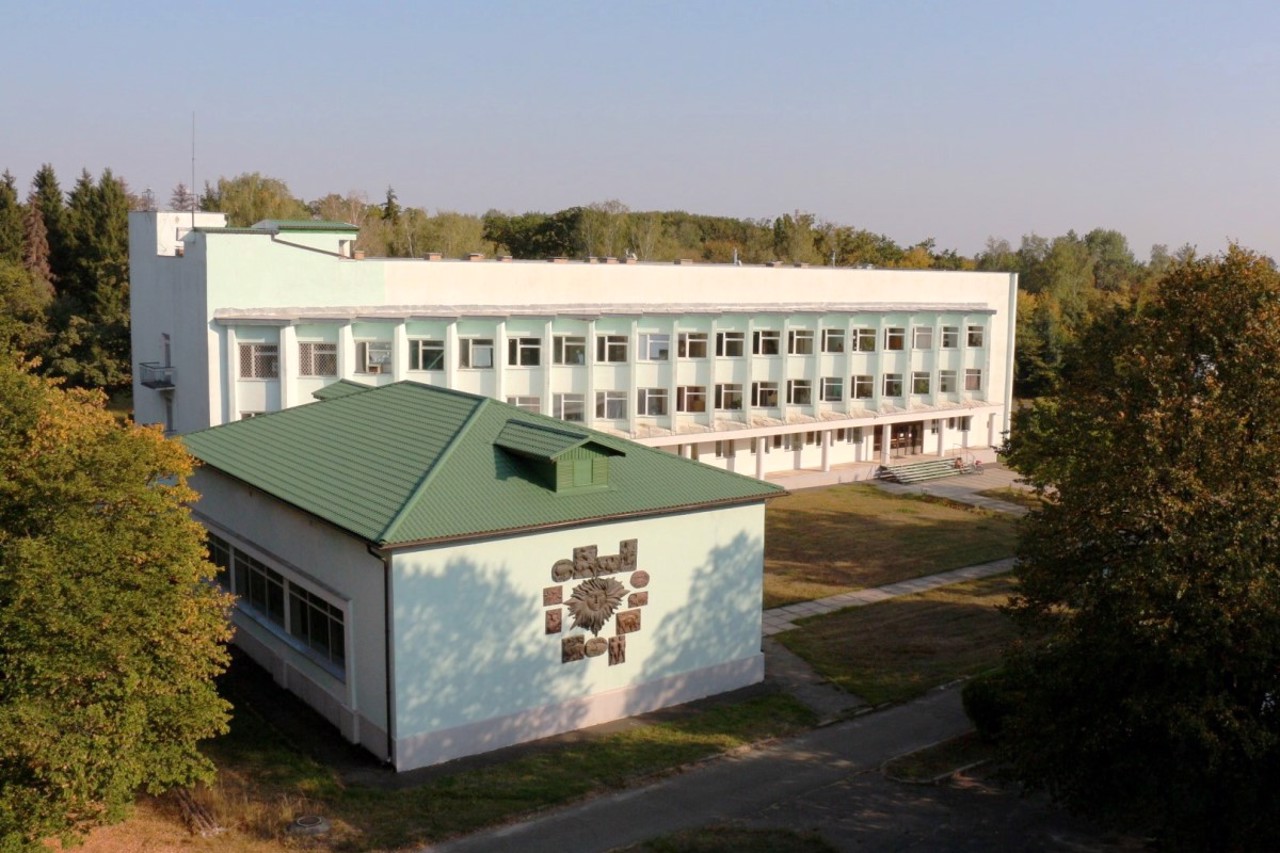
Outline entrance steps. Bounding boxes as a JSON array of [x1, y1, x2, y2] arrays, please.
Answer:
[[877, 457, 971, 484]]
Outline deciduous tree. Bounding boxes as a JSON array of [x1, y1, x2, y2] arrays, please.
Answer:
[[992, 246, 1280, 849], [0, 357, 232, 850]]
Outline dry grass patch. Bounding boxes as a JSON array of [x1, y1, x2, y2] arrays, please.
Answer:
[[765, 484, 1018, 607], [777, 574, 1017, 705]]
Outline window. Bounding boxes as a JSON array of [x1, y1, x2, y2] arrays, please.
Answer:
[[715, 440, 736, 458], [678, 332, 708, 358], [289, 586, 345, 669], [821, 328, 845, 353], [853, 328, 876, 352], [355, 341, 392, 374], [677, 386, 707, 413], [207, 533, 231, 590], [298, 342, 337, 377], [788, 330, 814, 355], [965, 368, 983, 391], [239, 343, 278, 379], [821, 377, 843, 402], [787, 379, 812, 405], [506, 396, 541, 412], [639, 333, 670, 361], [912, 371, 931, 394], [883, 373, 903, 397], [596, 390, 628, 419], [234, 550, 285, 628], [507, 337, 541, 366], [716, 331, 745, 357], [637, 387, 668, 415], [459, 338, 494, 369], [240, 411, 264, 420], [553, 393, 585, 422], [913, 327, 934, 350], [967, 325, 985, 347], [553, 335, 587, 365], [852, 375, 873, 399], [409, 338, 444, 371], [939, 370, 958, 393], [715, 383, 743, 410], [751, 381, 779, 407], [941, 326, 960, 348], [884, 327, 905, 351], [753, 330, 781, 355], [596, 334, 628, 363]]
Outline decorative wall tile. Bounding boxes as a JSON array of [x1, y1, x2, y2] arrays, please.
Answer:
[[585, 637, 608, 657], [561, 635, 585, 662], [615, 609, 641, 635], [628, 591, 648, 608], [552, 559, 574, 582], [608, 636, 626, 666], [543, 585, 563, 606], [545, 610, 562, 634], [630, 570, 650, 589]]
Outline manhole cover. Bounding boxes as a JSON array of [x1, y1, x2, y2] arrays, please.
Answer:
[[287, 815, 331, 836]]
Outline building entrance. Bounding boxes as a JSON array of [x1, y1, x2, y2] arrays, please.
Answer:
[[874, 421, 926, 459]]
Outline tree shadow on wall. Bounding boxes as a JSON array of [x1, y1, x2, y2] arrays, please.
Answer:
[[392, 556, 590, 764], [626, 531, 765, 716]]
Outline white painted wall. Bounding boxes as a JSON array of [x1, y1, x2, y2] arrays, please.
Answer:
[[388, 504, 765, 769]]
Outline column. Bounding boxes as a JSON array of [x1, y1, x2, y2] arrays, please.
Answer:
[[224, 326, 238, 426], [881, 422, 891, 465], [821, 430, 831, 472], [755, 436, 766, 479], [279, 324, 297, 410]]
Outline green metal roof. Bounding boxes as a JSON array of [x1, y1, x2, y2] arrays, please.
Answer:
[[251, 219, 360, 232], [183, 382, 782, 548], [312, 379, 375, 401]]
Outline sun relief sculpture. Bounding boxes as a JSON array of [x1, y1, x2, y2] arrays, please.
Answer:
[[565, 576, 627, 636]]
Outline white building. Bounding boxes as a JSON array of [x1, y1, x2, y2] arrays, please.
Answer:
[[130, 212, 1017, 477]]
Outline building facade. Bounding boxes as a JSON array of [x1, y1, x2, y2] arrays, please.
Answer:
[[184, 382, 780, 769], [131, 212, 1017, 477]]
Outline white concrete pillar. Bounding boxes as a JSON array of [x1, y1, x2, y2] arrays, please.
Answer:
[[393, 321, 408, 379], [821, 430, 831, 472], [936, 419, 945, 457], [224, 326, 238, 426], [881, 422, 891, 465], [279, 324, 297, 410], [756, 437, 766, 479]]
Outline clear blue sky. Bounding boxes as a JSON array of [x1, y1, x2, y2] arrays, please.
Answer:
[[4, 0, 1277, 259]]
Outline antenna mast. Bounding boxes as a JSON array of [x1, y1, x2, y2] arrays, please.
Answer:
[[190, 112, 196, 228]]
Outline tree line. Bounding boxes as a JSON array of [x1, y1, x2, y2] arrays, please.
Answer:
[[3, 166, 1214, 398]]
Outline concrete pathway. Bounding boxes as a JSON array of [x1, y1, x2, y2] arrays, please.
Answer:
[[762, 558, 1015, 637], [424, 686, 975, 853]]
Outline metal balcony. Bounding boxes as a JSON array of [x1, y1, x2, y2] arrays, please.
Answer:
[[138, 362, 176, 390]]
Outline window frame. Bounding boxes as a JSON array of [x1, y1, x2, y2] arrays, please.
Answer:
[[506, 336, 542, 367], [941, 326, 960, 348], [787, 329, 815, 355], [716, 331, 745, 357], [884, 327, 906, 351], [852, 374, 874, 399], [638, 333, 671, 361], [786, 379, 812, 405], [751, 381, 779, 407], [820, 328, 845, 353], [355, 340, 392, 375], [853, 328, 877, 352], [595, 389, 629, 419], [753, 330, 781, 356], [458, 337, 494, 370], [678, 332, 708, 358], [714, 383, 743, 411], [883, 373, 904, 397], [506, 396, 541, 412], [238, 342, 279, 380], [676, 385, 707, 413], [967, 325, 985, 347], [596, 334, 629, 363], [553, 335, 587, 365], [298, 341, 338, 378], [912, 327, 934, 350], [939, 369, 958, 393], [820, 376, 844, 402], [553, 392, 585, 422], [964, 368, 983, 391], [636, 387, 669, 416], [912, 371, 931, 394], [408, 338, 445, 371]]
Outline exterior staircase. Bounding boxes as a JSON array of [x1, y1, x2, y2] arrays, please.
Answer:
[[877, 457, 971, 484]]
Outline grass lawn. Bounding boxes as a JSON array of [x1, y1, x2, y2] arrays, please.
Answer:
[[777, 573, 1017, 706], [765, 484, 1018, 608], [974, 486, 1042, 510], [74, 689, 815, 852]]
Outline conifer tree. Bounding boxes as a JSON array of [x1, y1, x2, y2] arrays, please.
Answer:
[[0, 172, 21, 265]]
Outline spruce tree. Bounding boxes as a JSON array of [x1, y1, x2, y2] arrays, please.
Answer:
[[0, 172, 22, 265]]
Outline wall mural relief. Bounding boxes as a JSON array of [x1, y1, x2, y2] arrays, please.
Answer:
[[544, 539, 647, 666]]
